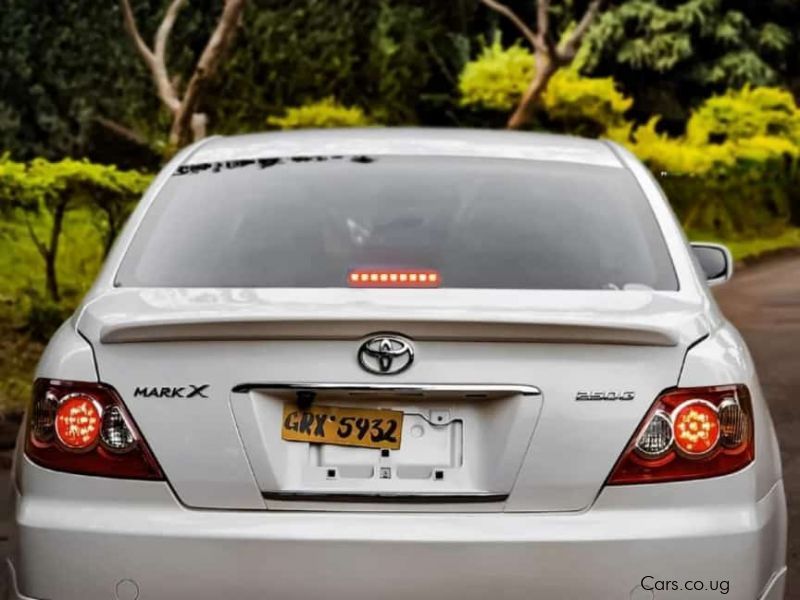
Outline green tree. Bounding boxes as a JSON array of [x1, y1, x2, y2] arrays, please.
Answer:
[[459, 38, 632, 137], [207, 0, 464, 131], [0, 1, 157, 162], [0, 0, 227, 165], [579, 0, 797, 128], [624, 86, 800, 235], [120, 0, 247, 149], [0, 1, 477, 157], [475, 0, 608, 129], [0, 158, 151, 301]]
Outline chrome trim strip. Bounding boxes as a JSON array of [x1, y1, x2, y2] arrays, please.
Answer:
[[261, 491, 509, 504], [231, 382, 541, 396]]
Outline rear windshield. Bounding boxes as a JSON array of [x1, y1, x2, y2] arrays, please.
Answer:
[[116, 155, 677, 290]]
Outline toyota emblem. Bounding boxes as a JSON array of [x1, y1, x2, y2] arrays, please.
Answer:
[[358, 335, 414, 375]]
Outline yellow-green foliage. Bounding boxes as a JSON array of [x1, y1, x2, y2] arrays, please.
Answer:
[[0, 155, 152, 304], [621, 117, 732, 174], [458, 43, 799, 236], [624, 86, 800, 236], [686, 86, 800, 146], [458, 40, 632, 136], [458, 40, 534, 111], [626, 86, 800, 177], [0, 158, 151, 413], [0, 154, 27, 199], [0, 155, 152, 212], [267, 97, 371, 130], [543, 69, 633, 136], [28, 158, 152, 195]]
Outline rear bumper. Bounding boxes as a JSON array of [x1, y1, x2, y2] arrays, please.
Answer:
[[8, 468, 786, 600], [6, 561, 787, 600]]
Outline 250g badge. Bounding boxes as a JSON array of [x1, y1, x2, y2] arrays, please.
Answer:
[[576, 390, 635, 401]]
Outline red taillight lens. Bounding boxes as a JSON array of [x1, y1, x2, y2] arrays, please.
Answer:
[[54, 395, 101, 451], [608, 385, 754, 485], [25, 379, 163, 480], [672, 400, 720, 457], [348, 268, 440, 288]]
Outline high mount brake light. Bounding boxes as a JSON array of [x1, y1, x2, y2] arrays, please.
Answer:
[[348, 269, 440, 288], [25, 379, 163, 480], [608, 385, 754, 485]]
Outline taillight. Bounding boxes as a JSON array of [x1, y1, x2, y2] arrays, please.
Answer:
[[25, 379, 163, 480], [54, 394, 102, 451], [608, 385, 754, 485]]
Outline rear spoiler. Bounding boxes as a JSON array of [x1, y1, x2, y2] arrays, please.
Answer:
[[97, 317, 679, 347], [80, 288, 711, 347]]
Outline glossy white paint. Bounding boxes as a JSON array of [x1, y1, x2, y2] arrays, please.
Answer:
[[33, 319, 96, 382], [82, 287, 706, 346], [86, 333, 686, 510], [190, 127, 624, 167], [7, 456, 786, 600], [9, 129, 786, 599], [680, 324, 783, 501]]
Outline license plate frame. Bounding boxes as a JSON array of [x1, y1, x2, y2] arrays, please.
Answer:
[[281, 403, 404, 450]]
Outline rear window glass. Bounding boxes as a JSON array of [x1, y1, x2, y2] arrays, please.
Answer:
[[116, 155, 677, 290]]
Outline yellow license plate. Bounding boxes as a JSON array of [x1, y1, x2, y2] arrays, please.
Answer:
[[281, 404, 403, 450]]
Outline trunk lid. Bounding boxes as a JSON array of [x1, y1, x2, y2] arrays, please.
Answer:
[[78, 288, 709, 512]]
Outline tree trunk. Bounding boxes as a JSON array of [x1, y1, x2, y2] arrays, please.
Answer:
[[168, 111, 208, 147], [45, 201, 67, 302], [45, 253, 59, 303], [506, 54, 556, 130], [168, 112, 188, 149], [121, 0, 245, 150], [191, 113, 208, 142]]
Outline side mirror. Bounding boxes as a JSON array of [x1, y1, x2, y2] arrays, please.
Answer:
[[691, 242, 733, 286]]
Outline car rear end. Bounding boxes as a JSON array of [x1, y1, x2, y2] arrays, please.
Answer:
[[7, 130, 787, 600]]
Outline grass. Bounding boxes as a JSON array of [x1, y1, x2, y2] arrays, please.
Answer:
[[688, 227, 800, 261], [723, 228, 800, 261], [0, 209, 105, 413], [0, 324, 43, 416], [0, 210, 104, 311]]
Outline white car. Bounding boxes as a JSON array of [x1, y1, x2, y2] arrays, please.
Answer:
[[9, 129, 786, 599]]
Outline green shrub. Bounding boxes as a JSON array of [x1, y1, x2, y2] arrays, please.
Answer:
[[543, 69, 632, 138], [457, 41, 799, 236], [624, 86, 800, 236], [458, 39, 632, 137], [686, 86, 800, 146], [458, 39, 534, 112], [267, 98, 372, 130], [0, 155, 27, 199]]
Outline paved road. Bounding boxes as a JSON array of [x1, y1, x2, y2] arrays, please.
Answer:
[[714, 253, 800, 599], [0, 255, 796, 598]]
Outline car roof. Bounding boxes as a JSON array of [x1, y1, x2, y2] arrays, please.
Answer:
[[188, 128, 623, 168]]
